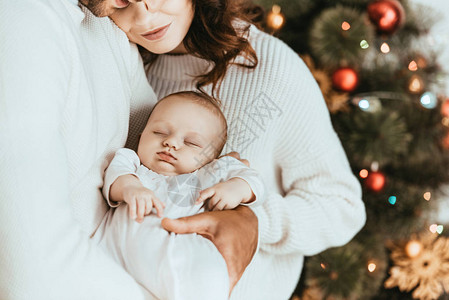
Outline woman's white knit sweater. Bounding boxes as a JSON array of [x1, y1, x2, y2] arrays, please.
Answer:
[[146, 25, 366, 300]]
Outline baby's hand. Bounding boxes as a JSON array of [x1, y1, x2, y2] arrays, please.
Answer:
[[195, 178, 255, 211], [122, 185, 165, 222]]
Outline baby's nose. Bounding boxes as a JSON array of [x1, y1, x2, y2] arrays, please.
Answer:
[[163, 137, 179, 150]]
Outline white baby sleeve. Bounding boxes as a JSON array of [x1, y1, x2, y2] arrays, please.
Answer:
[[198, 156, 265, 206], [103, 148, 141, 207]]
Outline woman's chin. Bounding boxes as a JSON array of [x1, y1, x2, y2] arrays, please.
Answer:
[[136, 41, 187, 55]]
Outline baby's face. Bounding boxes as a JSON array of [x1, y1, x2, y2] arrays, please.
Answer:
[[137, 95, 224, 176]]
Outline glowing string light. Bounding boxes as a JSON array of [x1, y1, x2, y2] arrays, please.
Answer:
[[420, 92, 437, 109], [342, 21, 351, 31], [408, 75, 424, 94], [359, 169, 369, 178], [430, 224, 438, 233], [388, 196, 397, 205], [360, 40, 370, 49], [267, 5, 285, 31], [367, 263, 377, 272], [423, 192, 431, 201], [408, 60, 418, 71], [358, 99, 370, 110], [380, 42, 390, 53]]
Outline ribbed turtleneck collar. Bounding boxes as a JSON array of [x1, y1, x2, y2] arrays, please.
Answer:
[[148, 53, 213, 82]]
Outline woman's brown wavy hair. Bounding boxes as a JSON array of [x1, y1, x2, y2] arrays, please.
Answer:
[[140, 0, 264, 99]]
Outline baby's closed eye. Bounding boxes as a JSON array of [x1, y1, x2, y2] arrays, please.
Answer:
[[153, 131, 167, 136], [185, 140, 201, 147]]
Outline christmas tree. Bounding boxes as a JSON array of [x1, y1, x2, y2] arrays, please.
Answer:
[[251, 0, 449, 299]]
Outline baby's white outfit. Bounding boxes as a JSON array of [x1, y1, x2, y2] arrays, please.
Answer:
[[94, 148, 265, 300]]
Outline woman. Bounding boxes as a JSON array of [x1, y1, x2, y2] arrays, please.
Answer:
[[110, 0, 366, 299]]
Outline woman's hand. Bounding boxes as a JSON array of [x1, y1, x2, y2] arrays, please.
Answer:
[[161, 206, 258, 293]]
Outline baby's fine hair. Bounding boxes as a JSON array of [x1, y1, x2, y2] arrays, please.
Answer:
[[152, 91, 228, 158]]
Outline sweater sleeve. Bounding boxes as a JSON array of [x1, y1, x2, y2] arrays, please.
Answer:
[[103, 148, 141, 207], [198, 156, 265, 206], [250, 51, 366, 256], [0, 3, 148, 300]]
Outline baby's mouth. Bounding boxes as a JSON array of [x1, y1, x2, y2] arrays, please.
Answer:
[[157, 151, 177, 162]]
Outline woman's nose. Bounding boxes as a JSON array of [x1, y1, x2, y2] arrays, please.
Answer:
[[141, 0, 164, 13]]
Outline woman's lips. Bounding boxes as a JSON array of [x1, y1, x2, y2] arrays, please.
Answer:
[[157, 152, 176, 162], [141, 23, 171, 41], [115, 0, 130, 8]]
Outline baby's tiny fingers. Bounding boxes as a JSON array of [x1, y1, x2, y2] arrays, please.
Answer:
[[207, 196, 220, 211], [196, 188, 215, 204], [144, 197, 153, 215], [136, 198, 146, 223], [128, 198, 137, 220], [213, 200, 228, 211], [153, 197, 165, 218]]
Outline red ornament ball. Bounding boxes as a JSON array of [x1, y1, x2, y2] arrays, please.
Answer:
[[332, 67, 359, 92], [365, 171, 386, 192], [367, 0, 405, 34]]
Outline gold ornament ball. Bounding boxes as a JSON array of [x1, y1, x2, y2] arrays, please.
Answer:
[[405, 240, 422, 258]]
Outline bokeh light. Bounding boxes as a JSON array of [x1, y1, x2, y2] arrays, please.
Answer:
[[342, 21, 351, 31], [408, 60, 418, 71], [359, 169, 369, 178], [420, 92, 437, 109], [367, 263, 377, 272], [380, 42, 390, 53], [360, 40, 369, 49]]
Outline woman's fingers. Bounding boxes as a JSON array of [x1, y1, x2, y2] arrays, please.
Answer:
[[161, 213, 215, 240], [161, 207, 258, 294]]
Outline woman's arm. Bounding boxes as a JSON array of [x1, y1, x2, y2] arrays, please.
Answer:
[[251, 54, 366, 256]]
